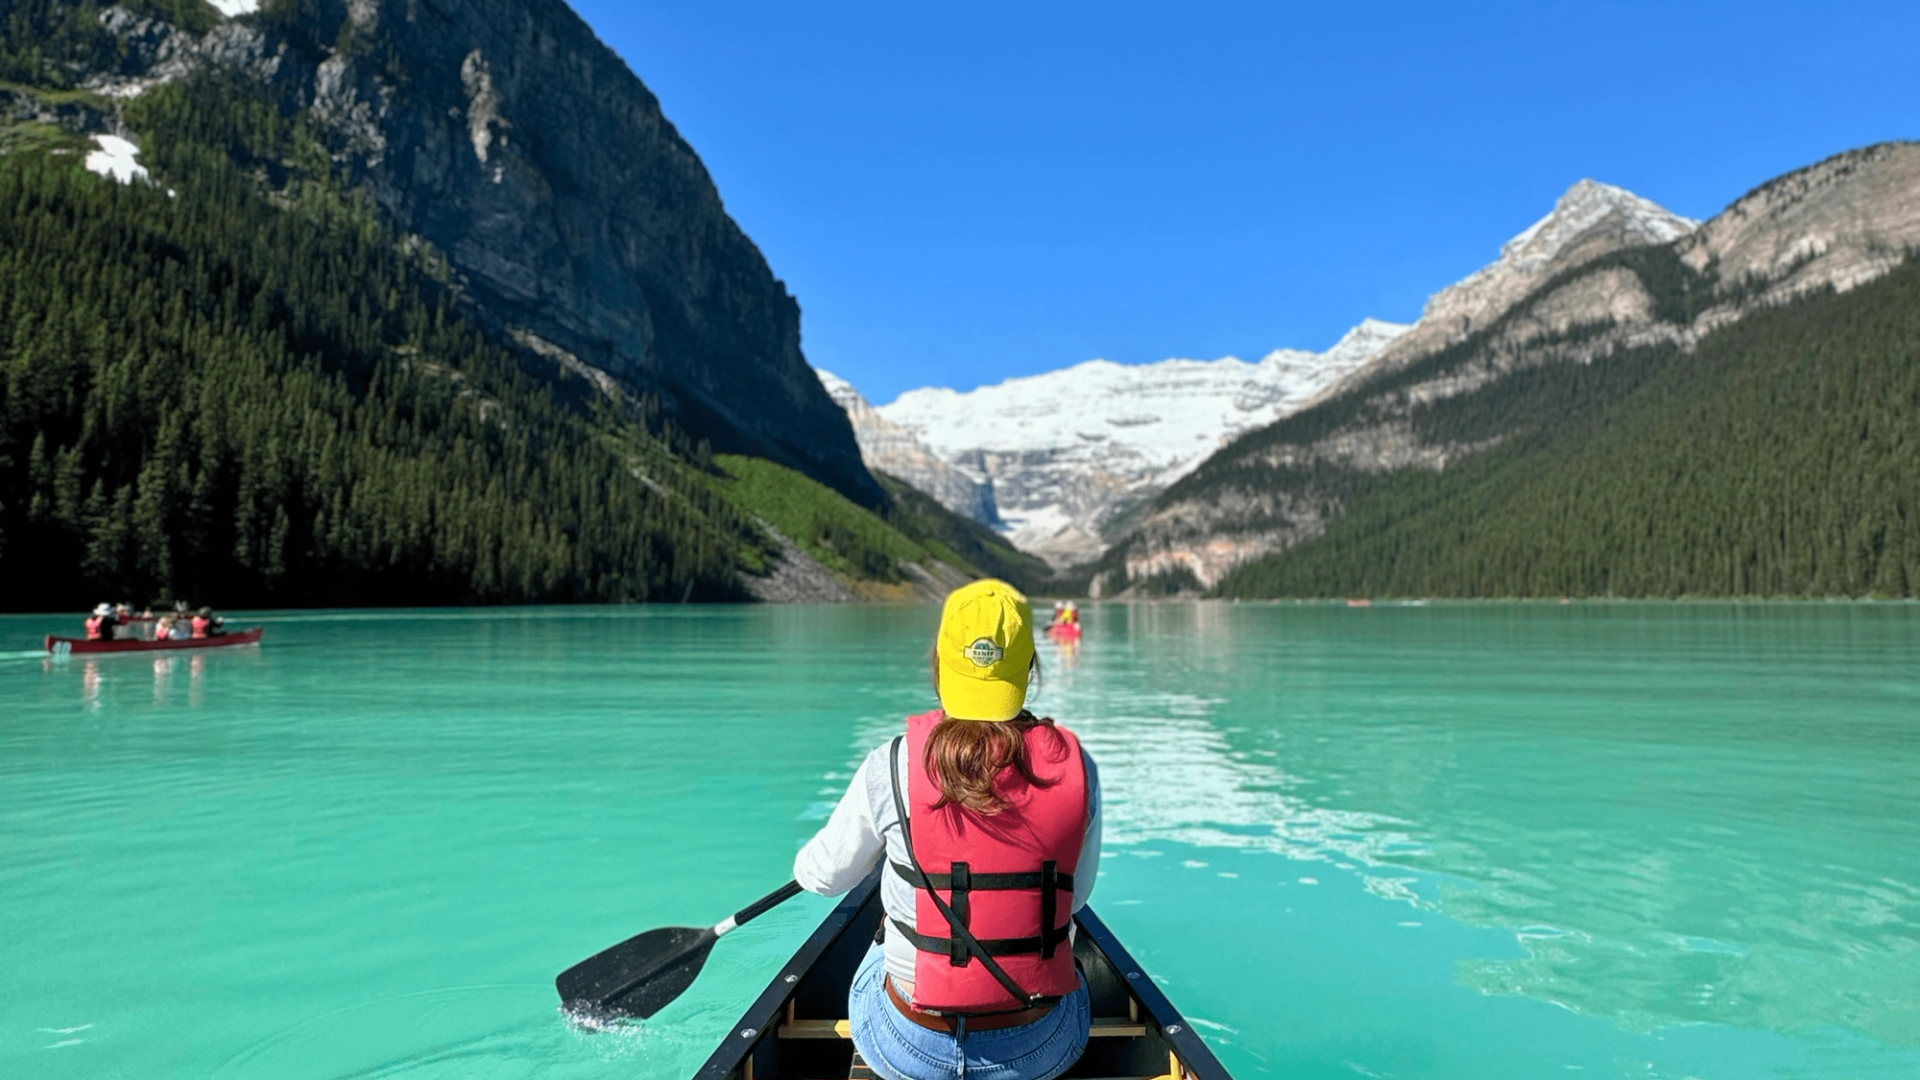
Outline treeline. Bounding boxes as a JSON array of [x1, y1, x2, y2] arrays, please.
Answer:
[[1215, 254, 1920, 599], [0, 73, 766, 609]]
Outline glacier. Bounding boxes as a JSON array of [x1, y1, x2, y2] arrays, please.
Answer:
[[861, 319, 1410, 567]]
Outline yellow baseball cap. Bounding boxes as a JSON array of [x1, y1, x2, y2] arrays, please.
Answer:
[[935, 579, 1034, 722]]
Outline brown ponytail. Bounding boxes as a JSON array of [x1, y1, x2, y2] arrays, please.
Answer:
[[923, 711, 1062, 815]]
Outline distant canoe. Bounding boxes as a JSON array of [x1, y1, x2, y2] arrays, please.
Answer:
[[46, 628, 263, 656], [689, 871, 1232, 1080], [1047, 622, 1082, 641]]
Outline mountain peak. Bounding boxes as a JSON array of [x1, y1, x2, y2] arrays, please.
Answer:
[[1501, 179, 1698, 272], [815, 367, 858, 406], [1405, 180, 1696, 336], [1323, 318, 1414, 363]]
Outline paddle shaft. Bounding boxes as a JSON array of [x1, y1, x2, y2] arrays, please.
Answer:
[[714, 879, 805, 937], [590, 880, 806, 1008]]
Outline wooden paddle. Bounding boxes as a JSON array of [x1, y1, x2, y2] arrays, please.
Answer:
[[557, 880, 805, 1019]]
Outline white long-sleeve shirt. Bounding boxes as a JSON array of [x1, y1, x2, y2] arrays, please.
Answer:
[[794, 738, 1103, 987]]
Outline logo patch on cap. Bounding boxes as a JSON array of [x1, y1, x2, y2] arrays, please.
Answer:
[[963, 637, 1004, 666]]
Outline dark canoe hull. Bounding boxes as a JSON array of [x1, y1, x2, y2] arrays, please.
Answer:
[[692, 873, 1232, 1080], [46, 627, 264, 655]]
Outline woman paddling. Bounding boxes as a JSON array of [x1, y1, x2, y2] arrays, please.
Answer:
[[795, 579, 1101, 1080]]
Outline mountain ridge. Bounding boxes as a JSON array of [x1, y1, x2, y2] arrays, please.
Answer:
[[831, 178, 1702, 574], [1102, 141, 1920, 596], [0, 0, 1047, 608], [25, 0, 882, 507]]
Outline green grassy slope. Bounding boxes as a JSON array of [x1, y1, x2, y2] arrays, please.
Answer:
[[1215, 255, 1920, 599], [874, 473, 1052, 592], [707, 456, 1049, 597]]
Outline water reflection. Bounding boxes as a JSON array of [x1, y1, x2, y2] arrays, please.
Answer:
[[1046, 602, 1920, 1046], [154, 655, 174, 704]]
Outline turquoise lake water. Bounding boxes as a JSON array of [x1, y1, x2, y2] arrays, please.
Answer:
[[3, 602, 1918, 1079]]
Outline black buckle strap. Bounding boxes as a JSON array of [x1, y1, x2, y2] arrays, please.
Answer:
[[888, 863, 1075, 893], [1040, 861, 1058, 959], [948, 862, 970, 965], [889, 918, 1072, 958]]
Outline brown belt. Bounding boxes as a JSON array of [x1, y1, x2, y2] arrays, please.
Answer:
[[884, 976, 1055, 1033]]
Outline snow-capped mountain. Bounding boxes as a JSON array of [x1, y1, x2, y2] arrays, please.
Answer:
[[865, 319, 1410, 567], [815, 370, 1000, 524], [1427, 178, 1696, 327], [1344, 180, 1700, 386], [1109, 151, 1920, 597], [827, 179, 1695, 572], [1116, 178, 1722, 590]]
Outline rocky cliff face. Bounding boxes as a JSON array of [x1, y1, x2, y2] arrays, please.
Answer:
[[1678, 142, 1920, 325], [1315, 180, 1698, 400], [1111, 146, 1920, 593], [64, 0, 879, 505], [814, 369, 1000, 525]]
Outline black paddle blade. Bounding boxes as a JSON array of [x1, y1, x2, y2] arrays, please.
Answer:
[[556, 926, 718, 1019]]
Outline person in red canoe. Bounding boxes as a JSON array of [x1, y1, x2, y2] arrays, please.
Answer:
[[84, 603, 117, 641], [191, 608, 213, 638], [794, 579, 1101, 1080]]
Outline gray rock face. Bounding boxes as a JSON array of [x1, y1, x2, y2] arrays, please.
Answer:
[[0, 85, 111, 133], [1679, 142, 1920, 325], [78, 0, 880, 505], [1112, 146, 1920, 592], [814, 369, 1000, 526]]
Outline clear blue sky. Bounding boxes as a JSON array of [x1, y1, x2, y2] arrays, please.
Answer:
[[567, 0, 1920, 403]]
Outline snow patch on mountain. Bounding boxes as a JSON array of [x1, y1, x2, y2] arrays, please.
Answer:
[[84, 135, 148, 185], [870, 319, 1410, 567], [209, 0, 260, 16]]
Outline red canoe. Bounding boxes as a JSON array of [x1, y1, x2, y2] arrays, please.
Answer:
[[46, 627, 264, 656], [1047, 622, 1082, 641]]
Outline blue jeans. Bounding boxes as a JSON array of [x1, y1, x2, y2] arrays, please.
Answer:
[[848, 942, 1091, 1080]]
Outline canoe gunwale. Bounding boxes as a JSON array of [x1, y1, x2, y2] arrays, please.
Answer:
[[692, 870, 1233, 1080], [692, 869, 884, 1080], [1074, 906, 1232, 1079]]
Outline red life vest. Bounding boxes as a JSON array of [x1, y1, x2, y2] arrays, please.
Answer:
[[191, 616, 210, 638], [896, 710, 1087, 1013], [85, 616, 106, 640]]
